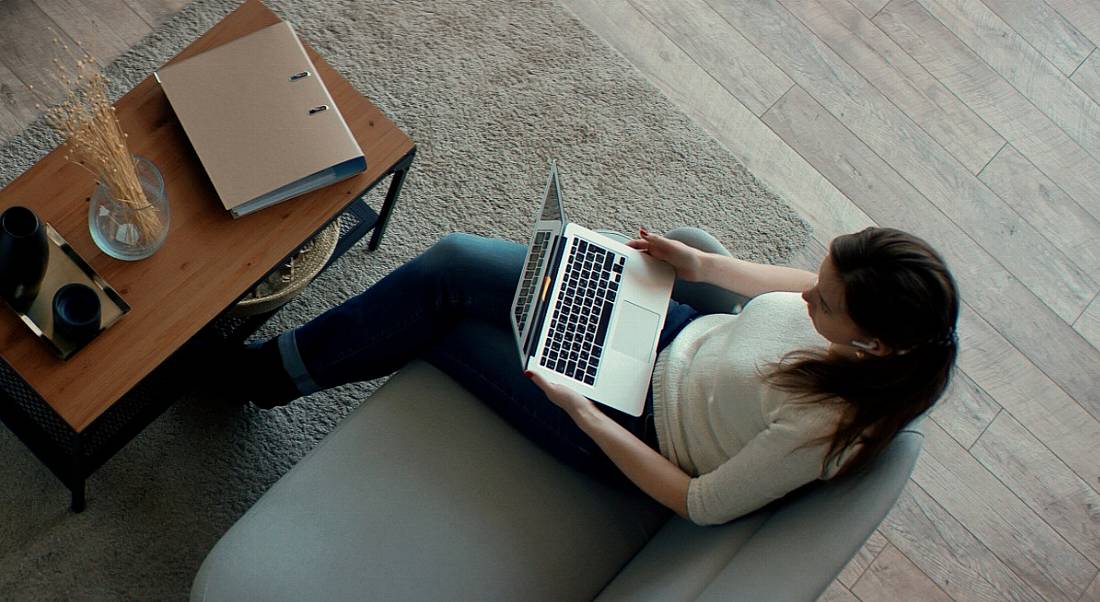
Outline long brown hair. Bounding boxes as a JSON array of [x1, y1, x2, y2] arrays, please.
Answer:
[[767, 227, 959, 477]]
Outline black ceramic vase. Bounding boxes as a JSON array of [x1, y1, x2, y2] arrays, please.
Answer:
[[0, 205, 50, 312]]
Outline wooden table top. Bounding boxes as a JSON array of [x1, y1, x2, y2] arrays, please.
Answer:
[[0, 0, 415, 432]]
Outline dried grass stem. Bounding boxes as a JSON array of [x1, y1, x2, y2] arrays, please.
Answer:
[[42, 40, 162, 241]]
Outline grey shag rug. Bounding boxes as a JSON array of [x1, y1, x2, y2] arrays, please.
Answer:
[[0, 0, 809, 598]]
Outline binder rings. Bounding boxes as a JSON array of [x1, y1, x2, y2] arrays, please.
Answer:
[[155, 21, 366, 218]]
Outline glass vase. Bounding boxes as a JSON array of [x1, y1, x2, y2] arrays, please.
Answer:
[[89, 156, 170, 261]]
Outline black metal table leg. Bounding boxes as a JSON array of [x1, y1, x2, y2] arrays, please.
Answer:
[[70, 438, 86, 512], [368, 148, 417, 251], [70, 479, 86, 513]]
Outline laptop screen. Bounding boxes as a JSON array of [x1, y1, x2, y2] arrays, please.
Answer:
[[539, 171, 565, 222], [512, 229, 553, 337], [510, 165, 566, 360]]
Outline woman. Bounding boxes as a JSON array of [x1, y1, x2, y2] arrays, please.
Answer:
[[230, 226, 958, 526]]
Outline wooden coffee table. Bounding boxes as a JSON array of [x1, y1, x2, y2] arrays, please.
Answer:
[[0, 0, 416, 511]]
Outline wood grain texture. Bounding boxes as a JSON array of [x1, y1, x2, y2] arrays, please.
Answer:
[[979, 144, 1100, 278], [880, 484, 1045, 601], [954, 306, 1100, 495], [777, 0, 1004, 174], [1072, 50, 1100, 104], [708, 0, 1097, 325], [628, 0, 793, 116], [819, 580, 861, 602], [848, 0, 890, 19], [914, 0, 1100, 164], [1077, 294, 1100, 351], [916, 420, 1095, 601], [557, 0, 876, 247], [31, 0, 150, 67], [1043, 0, 1100, 52], [0, 0, 415, 431], [0, 0, 84, 104], [930, 370, 1000, 450], [0, 61, 40, 140], [1080, 571, 1100, 602], [979, 0, 1094, 76], [851, 544, 954, 602], [972, 412, 1100, 567], [838, 529, 889, 588], [876, 0, 1100, 224]]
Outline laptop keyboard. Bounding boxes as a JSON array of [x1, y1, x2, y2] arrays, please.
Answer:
[[539, 239, 626, 385], [514, 231, 552, 334]]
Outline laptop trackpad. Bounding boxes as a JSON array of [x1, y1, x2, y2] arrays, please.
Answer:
[[611, 302, 659, 361]]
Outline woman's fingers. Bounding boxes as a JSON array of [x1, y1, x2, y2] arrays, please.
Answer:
[[525, 369, 589, 412], [526, 368, 565, 404], [525, 369, 563, 399], [524, 369, 546, 389], [640, 236, 674, 260]]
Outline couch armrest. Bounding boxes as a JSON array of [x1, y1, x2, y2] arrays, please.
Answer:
[[595, 512, 770, 601], [599, 430, 923, 601]]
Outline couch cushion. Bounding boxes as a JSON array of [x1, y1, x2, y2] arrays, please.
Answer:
[[191, 360, 668, 602]]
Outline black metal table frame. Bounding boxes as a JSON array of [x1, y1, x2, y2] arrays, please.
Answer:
[[0, 148, 415, 512]]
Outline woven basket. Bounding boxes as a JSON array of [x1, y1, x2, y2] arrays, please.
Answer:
[[229, 221, 340, 317]]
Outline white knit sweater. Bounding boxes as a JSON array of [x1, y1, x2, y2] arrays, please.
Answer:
[[651, 291, 846, 526]]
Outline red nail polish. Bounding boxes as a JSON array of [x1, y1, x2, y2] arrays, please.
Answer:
[[639, 227, 649, 237], [523, 370, 533, 378]]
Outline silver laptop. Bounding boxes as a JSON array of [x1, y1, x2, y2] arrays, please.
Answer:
[[510, 162, 674, 416]]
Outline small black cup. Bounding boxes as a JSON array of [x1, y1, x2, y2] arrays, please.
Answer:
[[53, 283, 102, 344]]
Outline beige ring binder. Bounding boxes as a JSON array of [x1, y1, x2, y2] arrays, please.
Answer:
[[155, 20, 367, 218]]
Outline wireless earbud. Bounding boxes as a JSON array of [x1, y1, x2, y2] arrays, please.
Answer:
[[850, 339, 878, 351]]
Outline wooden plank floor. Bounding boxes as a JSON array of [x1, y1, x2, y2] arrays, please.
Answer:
[[0, 0, 186, 139], [3, 0, 1099, 600]]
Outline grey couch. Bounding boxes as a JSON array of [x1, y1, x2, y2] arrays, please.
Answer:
[[191, 230, 923, 601]]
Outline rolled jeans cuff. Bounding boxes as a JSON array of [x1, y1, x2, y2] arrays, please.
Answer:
[[278, 330, 321, 396]]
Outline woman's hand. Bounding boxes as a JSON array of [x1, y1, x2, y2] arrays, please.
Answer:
[[524, 370, 598, 421], [626, 228, 705, 281]]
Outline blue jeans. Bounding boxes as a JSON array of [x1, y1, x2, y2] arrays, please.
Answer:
[[277, 233, 699, 481]]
